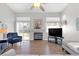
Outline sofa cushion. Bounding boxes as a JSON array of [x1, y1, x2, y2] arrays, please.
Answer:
[[1, 49, 16, 56]]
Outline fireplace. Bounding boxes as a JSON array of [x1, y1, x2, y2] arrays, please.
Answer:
[[34, 32, 43, 40]]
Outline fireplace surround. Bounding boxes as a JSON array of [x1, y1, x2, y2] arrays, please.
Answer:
[[34, 32, 43, 40]]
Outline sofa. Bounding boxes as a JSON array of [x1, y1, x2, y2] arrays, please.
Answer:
[[1, 49, 16, 56], [0, 40, 7, 55], [62, 41, 79, 55]]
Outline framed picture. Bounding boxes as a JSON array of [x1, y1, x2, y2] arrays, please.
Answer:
[[76, 17, 79, 30], [33, 19, 43, 29]]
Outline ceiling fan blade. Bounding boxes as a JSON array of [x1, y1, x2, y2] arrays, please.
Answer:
[[30, 4, 34, 10], [40, 5, 45, 11]]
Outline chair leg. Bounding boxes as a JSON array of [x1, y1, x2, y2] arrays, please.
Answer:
[[8, 43, 9, 47], [62, 48, 64, 51], [20, 42, 21, 46], [12, 44, 13, 46]]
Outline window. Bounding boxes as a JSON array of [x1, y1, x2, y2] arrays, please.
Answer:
[[46, 17, 61, 33]]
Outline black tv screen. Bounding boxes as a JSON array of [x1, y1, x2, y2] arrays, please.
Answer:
[[49, 28, 62, 37]]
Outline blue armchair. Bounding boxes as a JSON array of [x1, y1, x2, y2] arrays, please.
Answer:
[[7, 32, 22, 46]]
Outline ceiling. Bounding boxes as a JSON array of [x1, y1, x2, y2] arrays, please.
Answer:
[[6, 3, 68, 13]]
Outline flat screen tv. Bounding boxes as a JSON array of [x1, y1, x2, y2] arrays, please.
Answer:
[[49, 28, 62, 37]]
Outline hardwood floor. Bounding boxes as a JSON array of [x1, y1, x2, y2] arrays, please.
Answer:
[[5, 40, 66, 55]]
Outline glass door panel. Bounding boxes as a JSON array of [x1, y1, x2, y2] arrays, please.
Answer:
[[16, 22, 30, 40]]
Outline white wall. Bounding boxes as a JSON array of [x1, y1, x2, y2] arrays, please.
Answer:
[[16, 12, 61, 40], [61, 3, 79, 41], [0, 4, 15, 39], [0, 4, 15, 32]]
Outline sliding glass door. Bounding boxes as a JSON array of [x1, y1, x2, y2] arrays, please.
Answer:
[[16, 17, 31, 40]]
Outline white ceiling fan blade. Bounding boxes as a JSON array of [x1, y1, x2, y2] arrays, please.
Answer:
[[40, 5, 45, 11]]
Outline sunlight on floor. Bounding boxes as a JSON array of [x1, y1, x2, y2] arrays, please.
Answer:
[[20, 32, 30, 40]]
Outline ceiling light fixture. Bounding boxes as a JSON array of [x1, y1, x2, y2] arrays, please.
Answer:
[[33, 3, 41, 8], [31, 3, 45, 11]]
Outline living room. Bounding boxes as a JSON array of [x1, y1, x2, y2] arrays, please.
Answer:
[[0, 3, 79, 56]]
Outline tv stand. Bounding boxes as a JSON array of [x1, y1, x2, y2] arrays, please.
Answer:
[[48, 36, 64, 45], [54, 37, 58, 44]]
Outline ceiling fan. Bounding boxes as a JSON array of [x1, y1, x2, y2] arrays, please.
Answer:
[[30, 3, 45, 11]]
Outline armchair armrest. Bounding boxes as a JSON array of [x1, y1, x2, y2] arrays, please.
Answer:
[[17, 36, 22, 39]]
